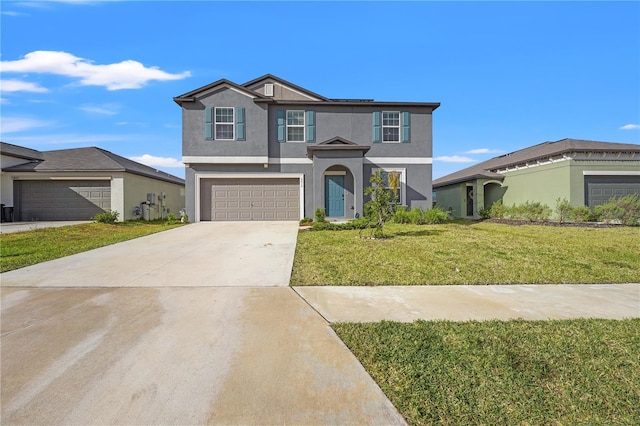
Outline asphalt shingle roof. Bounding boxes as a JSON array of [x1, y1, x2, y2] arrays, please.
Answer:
[[1, 141, 45, 161], [433, 138, 640, 188], [2, 146, 184, 185]]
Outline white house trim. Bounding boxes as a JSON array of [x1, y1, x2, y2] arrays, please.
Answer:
[[194, 172, 304, 222], [183, 156, 268, 164], [365, 157, 432, 164], [12, 176, 112, 181], [583, 171, 640, 176], [269, 157, 313, 164]]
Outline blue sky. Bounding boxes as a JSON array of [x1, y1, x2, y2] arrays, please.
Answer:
[[1, 1, 639, 180]]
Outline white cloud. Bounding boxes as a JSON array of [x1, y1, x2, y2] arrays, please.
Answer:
[[6, 133, 130, 146], [129, 154, 183, 168], [0, 117, 52, 134], [620, 124, 640, 130], [464, 148, 503, 154], [1, 10, 23, 16], [78, 104, 119, 115], [1, 50, 191, 90], [434, 155, 476, 163], [1, 79, 49, 93]]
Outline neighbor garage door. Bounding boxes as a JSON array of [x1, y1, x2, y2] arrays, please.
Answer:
[[200, 178, 299, 221], [16, 180, 111, 221], [584, 175, 640, 208]]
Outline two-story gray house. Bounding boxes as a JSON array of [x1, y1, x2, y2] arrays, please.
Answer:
[[174, 74, 439, 221]]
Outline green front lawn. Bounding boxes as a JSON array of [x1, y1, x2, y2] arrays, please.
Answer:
[[333, 319, 640, 425], [291, 222, 640, 285], [0, 221, 184, 273]]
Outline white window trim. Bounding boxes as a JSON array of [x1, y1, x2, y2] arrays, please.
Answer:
[[194, 172, 304, 223], [372, 167, 406, 206], [214, 107, 235, 141], [382, 111, 401, 143], [286, 110, 305, 143]]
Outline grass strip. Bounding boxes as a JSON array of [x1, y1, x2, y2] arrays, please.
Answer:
[[1, 221, 184, 272], [333, 319, 640, 425], [291, 222, 640, 285]]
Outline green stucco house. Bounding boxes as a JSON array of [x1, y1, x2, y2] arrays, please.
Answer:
[[433, 138, 640, 219]]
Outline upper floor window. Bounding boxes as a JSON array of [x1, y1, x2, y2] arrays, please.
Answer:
[[382, 111, 400, 142], [373, 111, 410, 143], [215, 107, 234, 140], [287, 110, 305, 142]]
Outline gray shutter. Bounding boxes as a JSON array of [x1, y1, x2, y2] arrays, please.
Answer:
[[235, 107, 245, 141], [306, 110, 315, 142], [277, 109, 285, 143], [205, 106, 214, 140], [372, 111, 381, 143], [401, 111, 411, 143]]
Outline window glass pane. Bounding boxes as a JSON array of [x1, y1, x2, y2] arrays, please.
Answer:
[[287, 127, 304, 141], [216, 108, 234, 123], [216, 124, 234, 139], [383, 128, 399, 142], [287, 110, 304, 126], [383, 112, 399, 126]]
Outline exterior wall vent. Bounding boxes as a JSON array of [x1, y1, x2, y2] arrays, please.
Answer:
[[264, 83, 274, 97]]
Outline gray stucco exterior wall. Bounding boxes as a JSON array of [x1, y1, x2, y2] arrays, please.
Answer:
[[179, 78, 437, 221]]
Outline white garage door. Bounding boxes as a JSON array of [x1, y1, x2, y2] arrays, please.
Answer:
[[200, 178, 300, 221], [17, 180, 111, 221]]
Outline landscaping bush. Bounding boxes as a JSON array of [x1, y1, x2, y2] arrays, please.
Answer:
[[300, 217, 313, 226], [569, 205, 593, 223], [594, 195, 640, 226], [392, 206, 450, 225], [393, 206, 410, 224], [314, 207, 326, 223], [478, 206, 491, 220], [423, 206, 450, 224], [488, 201, 506, 219], [309, 217, 373, 231], [555, 198, 572, 223], [166, 213, 177, 224], [92, 210, 119, 224], [504, 201, 551, 222]]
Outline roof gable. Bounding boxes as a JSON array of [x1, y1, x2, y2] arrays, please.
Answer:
[[173, 79, 264, 105], [242, 74, 330, 102]]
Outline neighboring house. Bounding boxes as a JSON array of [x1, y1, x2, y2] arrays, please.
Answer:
[[1, 142, 185, 221], [433, 138, 640, 219], [174, 74, 439, 221]]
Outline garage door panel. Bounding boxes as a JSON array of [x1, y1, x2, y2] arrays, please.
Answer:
[[17, 180, 111, 221], [585, 176, 640, 208], [201, 178, 299, 221]]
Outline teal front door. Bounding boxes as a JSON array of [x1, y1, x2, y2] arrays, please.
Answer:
[[325, 175, 345, 217]]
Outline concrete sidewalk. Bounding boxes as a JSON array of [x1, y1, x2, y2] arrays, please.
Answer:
[[294, 284, 640, 323]]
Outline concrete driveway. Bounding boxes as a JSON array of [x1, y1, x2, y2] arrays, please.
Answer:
[[1, 222, 404, 425]]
